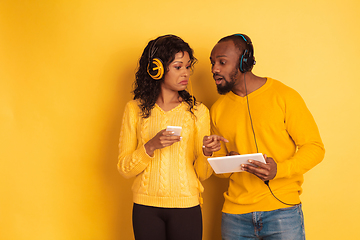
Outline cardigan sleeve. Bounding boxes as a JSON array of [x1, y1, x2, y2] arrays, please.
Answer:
[[274, 89, 325, 179], [209, 103, 232, 178], [117, 101, 153, 179], [193, 104, 213, 181]]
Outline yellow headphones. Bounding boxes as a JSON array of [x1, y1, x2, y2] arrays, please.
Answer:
[[147, 57, 164, 80], [147, 35, 173, 80]]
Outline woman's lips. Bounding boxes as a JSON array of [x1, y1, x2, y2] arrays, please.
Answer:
[[179, 80, 188, 85]]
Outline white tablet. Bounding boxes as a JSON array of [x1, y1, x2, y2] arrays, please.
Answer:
[[166, 126, 182, 136], [207, 153, 266, 174]]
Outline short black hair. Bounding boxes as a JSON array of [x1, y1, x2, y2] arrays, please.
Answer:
[[218, 34, 252, 54]]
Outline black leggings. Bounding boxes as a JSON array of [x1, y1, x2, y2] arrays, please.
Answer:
[[132, 203, 203, 240]]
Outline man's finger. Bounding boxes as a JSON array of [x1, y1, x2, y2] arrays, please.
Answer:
[[228, 151, 239, 156], [218, 136, 229, 143], [203, 136, 212, 144], [242, 164, 267, 176], [248, 159, 268, 168], [208, 135, 229, 143]]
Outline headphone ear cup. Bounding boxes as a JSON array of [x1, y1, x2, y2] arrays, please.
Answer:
[[236, 34, 256, 73], [240, 49, 249, 73], [147, 58, 164, 80], [240, 49, 255, 73]]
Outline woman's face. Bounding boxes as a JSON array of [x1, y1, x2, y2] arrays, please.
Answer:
[[161, 51, 191, 92]]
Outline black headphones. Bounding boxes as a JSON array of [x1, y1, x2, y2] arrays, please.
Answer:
[[147, 35, 171, 80], [234, 34, 256, 73]]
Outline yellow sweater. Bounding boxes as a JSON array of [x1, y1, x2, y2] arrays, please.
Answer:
[[210, 78, 325, 214], [118, 100, 212, 208]]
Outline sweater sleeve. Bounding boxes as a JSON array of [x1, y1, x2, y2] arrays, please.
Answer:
[[193, 104, 213, 181], [274, 90, 325, 179], [209, 104, 232, 178], [117, 101, 153, 179]]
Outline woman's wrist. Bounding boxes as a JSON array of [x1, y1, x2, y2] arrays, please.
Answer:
[[144, 142, 155, 157]]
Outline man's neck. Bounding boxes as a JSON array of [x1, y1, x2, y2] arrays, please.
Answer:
[[232, 72, 266, 97]]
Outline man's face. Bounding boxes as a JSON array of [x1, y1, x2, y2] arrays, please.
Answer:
[[210, 41, 241, 95]]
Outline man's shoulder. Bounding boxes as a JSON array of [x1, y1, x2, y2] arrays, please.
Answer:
[[268, 78, 301, 97], [210, 95, 229, 111]]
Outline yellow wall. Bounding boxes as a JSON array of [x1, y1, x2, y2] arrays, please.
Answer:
[[1, 0, 359, 239]]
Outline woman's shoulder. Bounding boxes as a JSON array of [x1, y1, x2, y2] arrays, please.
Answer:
[[194, 102, 209, 116], [123, 99, 142, 116], [125, 99, 140, 109]]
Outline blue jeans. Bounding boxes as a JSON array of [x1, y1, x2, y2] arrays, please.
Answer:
[[221, 204, 305, 240]]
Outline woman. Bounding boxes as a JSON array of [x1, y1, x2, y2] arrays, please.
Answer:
[[118, 35, 227, 240]]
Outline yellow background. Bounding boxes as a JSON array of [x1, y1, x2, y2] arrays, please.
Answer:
[[1, 0, 359, 239]]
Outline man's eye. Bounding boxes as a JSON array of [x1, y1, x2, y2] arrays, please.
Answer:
[[220, 61, 226, 65]]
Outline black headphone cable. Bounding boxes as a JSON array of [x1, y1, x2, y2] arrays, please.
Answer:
[[244, 73, 258, 153], [244, 73, 299, 206]]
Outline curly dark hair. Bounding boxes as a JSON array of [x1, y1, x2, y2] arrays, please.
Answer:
[[133, 34, 198, 118]]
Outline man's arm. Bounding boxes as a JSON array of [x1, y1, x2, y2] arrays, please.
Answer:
[[241, 89, 325, 181]]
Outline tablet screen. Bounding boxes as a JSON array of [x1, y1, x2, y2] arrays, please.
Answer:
[[207, 153, 265, 174]]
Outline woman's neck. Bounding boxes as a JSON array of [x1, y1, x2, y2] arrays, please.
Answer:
[[156, 90, 182, 112]]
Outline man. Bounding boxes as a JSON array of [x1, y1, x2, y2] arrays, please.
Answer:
[[209, 34, 325, 239]]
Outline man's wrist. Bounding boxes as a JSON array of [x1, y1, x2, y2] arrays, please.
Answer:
[[202, 146, 212, 156]]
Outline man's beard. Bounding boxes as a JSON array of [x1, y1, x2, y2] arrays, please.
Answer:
[[216, 68, 238, 95]]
